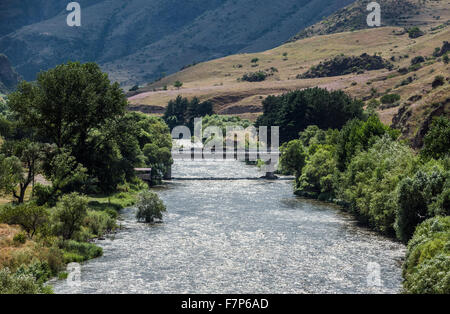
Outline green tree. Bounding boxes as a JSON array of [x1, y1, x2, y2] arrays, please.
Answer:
[[173, 81, 183, 89], [126, 112, 173, 182], [396, 164, 448, 243], [421, 116, 450, 160], [8, 62, 126, 149], [0, 154, 22, 201], [335, 115, 399, 171], [338, 135, 416, 235], [164, 96, 214, 131], [279, 140, 306, 179], [298, 125, 327, 148], [256, 88, 364, 143], [0, 140, 42, 203], [402, 216, 450, 294], [41, 147, 89, 196], [52, 193, 88, 240], [136, 191, 166, 223], [185, 97, 213, 130], [7, 62, 129, 191], [297, 145, 336, 199], [163, 95, 189, 130], [0, 203, 49, 238]]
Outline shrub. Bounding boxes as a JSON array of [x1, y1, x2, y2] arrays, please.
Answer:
[[83, 210, 116, 237], [52, 193, 88, 240], [403, 216, 450, 294], [129, 85, 139, 92], [366, 99, 380, 110], [298, 53, 392, 78], [15, 260, 52, 284], [33, 183, 58, 207], [13, 232, 27, 245], [61, 240, 103, 263], [432, 75, 445, 88], [407, 27, 424, 38], [404, 254, 450, 294], [411, 56, 425, 65], [173, 81, 183, 89], [338, 135, 416, 235], [398, 67, 408, 75], [395, 163, 448, 243], [241, 71, 268, 82], [408, 63, 421, 72], [443, 55, 449, 64], [297, 145, 336, 200], [0, 203, 49, 238], [279, 140, 306, 178], [380, 93, 401, 105], [251, 58, 259, 63], [0, 267, 53, 294], [136, 191, 166, 223]]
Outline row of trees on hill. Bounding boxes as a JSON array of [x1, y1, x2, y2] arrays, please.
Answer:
[[163, 95, 214, 131], [255, 87, 365, 143]]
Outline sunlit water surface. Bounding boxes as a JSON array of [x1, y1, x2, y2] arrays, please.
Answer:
[[52, 160, 405, 294]]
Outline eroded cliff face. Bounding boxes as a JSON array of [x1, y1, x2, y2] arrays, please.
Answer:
[[0, 54, 21, 94]]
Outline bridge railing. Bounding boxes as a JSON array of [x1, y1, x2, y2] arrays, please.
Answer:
[[171, 148, 280, 161]]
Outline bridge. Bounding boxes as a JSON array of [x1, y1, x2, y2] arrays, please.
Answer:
[[171, 148, 280, 161], [135, 148, 281, 181], [134, 168, 152, 182], [171, 148, 281, 179]]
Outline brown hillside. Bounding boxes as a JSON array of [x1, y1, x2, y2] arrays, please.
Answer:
[[128, 3, 449, 145]]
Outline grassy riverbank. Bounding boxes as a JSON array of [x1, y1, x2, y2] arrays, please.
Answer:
[[0, 62, 173, 294], [0, 184, 145, 294]]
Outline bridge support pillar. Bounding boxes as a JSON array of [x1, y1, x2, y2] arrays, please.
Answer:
[[264, 172, 277, 180]]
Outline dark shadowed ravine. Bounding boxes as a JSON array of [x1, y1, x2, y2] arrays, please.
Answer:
[[52, 160, 405, 294]]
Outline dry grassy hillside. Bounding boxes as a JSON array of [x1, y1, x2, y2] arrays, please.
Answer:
[[126, 0, 449, 145], [290, 0, 449, 40]]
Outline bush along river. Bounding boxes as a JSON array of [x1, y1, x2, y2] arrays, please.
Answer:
[[52, 160, 405, 294]]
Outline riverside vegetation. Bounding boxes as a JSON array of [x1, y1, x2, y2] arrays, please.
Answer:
[[266, 87, 449, 293], [0, 63, 448, 293], [0, 62, 173, 293]]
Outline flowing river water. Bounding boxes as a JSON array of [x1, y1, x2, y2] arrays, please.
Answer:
[[52, 160, 405, 294]]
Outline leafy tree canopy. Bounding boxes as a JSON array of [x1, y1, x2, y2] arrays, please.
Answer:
[[256, 87, 365, 143]]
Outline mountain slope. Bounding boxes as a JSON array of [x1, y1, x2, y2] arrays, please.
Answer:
[[290, 0, 449, 41], [0, 54, 21, 94], [0, 0, 104, 37], [0, 0, 354, 87], [127, 3, 449, 146]]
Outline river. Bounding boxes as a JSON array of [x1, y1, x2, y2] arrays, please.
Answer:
[[52, 160, 405, 294]]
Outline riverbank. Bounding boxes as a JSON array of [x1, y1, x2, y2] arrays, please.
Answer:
[[278, 118, 450, 293], [0, 184, 146, 294]]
